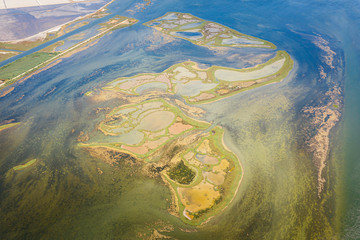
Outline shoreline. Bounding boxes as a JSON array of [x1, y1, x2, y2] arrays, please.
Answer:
[[0, 0, 114, 44], [0, 0, 117, 92], [0, 16, 137, 93], [200, 129, 244, 225]]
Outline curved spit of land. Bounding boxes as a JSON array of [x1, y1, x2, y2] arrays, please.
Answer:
[[99, 50, 292, 104], [83, 12, 293, 225]]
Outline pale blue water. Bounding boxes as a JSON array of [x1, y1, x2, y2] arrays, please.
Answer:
[[0, 0, 359, 239]]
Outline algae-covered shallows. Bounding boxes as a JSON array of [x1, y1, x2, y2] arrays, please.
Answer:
[[12, 159, 37, 171]]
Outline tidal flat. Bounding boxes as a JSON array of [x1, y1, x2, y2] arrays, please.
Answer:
[[79, 11, 294, 227]]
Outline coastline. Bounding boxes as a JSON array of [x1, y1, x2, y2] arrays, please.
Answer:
[[0, 0, 115, 93], [0, 10, 137, 94], [0, 0, 114, 44], [200, 129, 244, 225]]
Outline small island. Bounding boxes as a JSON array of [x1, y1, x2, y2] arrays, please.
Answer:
[[81, 99, 242, 225], [100, 50, 292, 104], [144, 12, 276, 49], [163, 126, 241, 224]]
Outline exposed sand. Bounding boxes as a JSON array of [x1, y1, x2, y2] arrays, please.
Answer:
[[122, 145, 149, 155], [193, 92, 215, 101], [178, 181, 220, 213], [168, 122, 193, 135], [143, 137, 169, 149]]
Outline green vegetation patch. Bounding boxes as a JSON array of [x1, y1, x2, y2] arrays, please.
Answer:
[[0, 52, 58, 80], [168, 160, 196, 184], [0, 52, 19, 62], [0, 35, 56, 51]]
